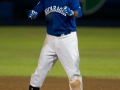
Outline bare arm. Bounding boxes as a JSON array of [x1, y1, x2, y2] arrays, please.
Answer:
[[73, 11, 79, 18]]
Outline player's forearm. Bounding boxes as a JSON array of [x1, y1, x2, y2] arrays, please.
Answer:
[[73, 9, 82, 18], [33, 1, 43, 14]]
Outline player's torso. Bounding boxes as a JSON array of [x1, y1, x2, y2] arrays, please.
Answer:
[[42, 0, 76, 35]]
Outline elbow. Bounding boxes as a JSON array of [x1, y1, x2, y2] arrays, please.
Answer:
[[78, 13, 82, 18]]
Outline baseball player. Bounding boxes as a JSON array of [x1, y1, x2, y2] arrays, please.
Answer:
[[28, 0, 83, 90]]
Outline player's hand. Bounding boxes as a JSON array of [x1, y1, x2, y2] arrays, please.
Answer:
[[28, 10, 38, 19], [63, 6, 74, 16]]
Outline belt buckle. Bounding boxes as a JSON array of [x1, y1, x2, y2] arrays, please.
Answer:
[[56, 31, 72, 37], [61, 33, 65, 36], [61, 31, 71, 36]]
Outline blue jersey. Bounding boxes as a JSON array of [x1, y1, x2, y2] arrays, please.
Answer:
[[34, 0, 82, 35]]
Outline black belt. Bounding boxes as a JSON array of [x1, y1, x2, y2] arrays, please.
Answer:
[[53, 31, 75, 37]]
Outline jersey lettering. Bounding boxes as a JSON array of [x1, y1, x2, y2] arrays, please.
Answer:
[[45, 6, 66, 16]]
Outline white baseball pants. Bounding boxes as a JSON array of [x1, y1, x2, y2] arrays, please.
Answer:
[[30, 32, 83, 90]]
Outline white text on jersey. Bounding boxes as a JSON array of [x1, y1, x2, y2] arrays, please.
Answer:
[[45, 6, 66, 16]]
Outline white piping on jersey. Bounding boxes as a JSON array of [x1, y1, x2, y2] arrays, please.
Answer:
[[45, 6, 66, 16], [37, 1, 40, 5]]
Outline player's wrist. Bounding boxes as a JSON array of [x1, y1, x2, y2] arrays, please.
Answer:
[[72, 11, 79, 18]]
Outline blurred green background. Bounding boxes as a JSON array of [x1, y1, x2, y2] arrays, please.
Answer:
[[0, 26, 120, 78]]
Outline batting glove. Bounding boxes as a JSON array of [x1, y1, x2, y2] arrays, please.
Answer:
[[28, 10, 38, 19], [63, 6, 74, 16]]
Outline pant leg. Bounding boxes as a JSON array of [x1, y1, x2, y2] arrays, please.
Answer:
[[30, 35, 58, 88], [56, 32, 83, 90]]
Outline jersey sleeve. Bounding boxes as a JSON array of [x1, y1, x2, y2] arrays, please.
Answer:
[[69, 0, 82, 18], [33, 0, 44, 14]]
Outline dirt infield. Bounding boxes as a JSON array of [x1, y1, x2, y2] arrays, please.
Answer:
[[0, 77, 120, 90]]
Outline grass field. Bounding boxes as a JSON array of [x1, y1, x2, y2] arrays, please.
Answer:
[[0, 26, 120, 78]]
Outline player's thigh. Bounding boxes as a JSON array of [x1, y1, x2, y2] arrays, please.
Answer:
[[38, 44, 58, 68], [58, 32, 79, 66], [57, 32, 80, 76]]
